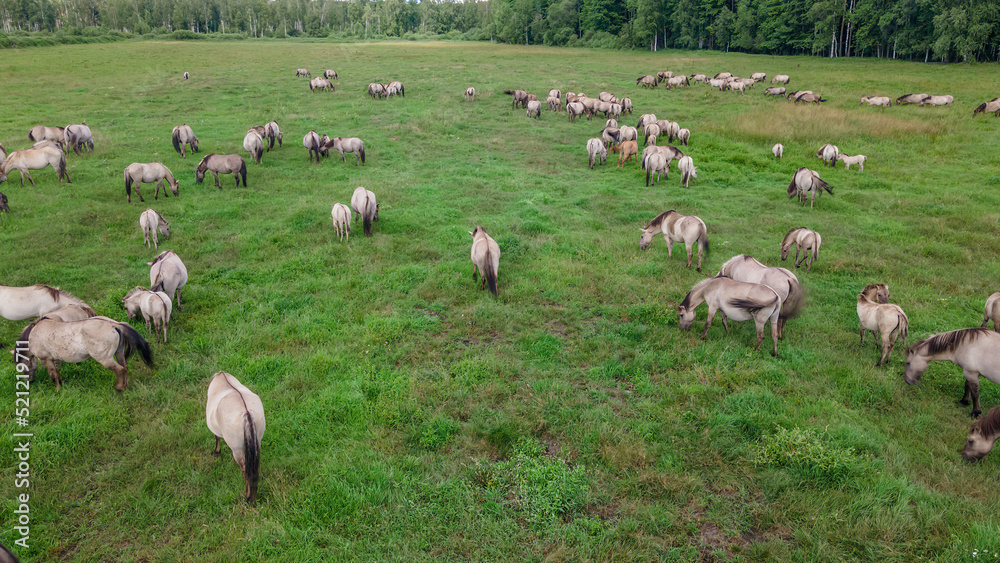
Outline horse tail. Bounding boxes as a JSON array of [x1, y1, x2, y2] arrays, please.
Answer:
[[360, 146, 365, 165], [503, 89, 514, 95], [172, 129, 182, 154], [699, 228, 709, 255], [815, 177, 833, 195], [115, 324, 153, 367], [485, 248, 498, 296], [151, 274, 165, 293], [243, 411, 261, 503], [363, 208, 373, 237], [646, 166, 652, 187], [730, 294, 779, 316], [239, 160, 247, 187], [59, 153, 70, 183], [781, 280, 804, 320], [897, 313, 909, 342], [125, 170, 133, 199]]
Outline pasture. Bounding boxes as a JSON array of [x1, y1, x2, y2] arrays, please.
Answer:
[[2, 40, 1000, 561]]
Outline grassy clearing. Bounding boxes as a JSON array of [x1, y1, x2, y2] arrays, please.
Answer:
[[1, 41, 1000, 561]]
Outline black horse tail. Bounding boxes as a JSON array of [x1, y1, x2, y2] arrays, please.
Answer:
[[700, 229, 709, 256], [359, 146, 365, 165], [239, 160, 247, 187], [125, 170, 134, 200], [59, 153, 70, 183], [243, 411, 261, 503], [646, 166, 652, 187], [116, 323, 153, 368], [503, 89, 514, 95], [400, 85, 404, 97], [781, 280, 804, 320], [730, 295, 778, 316], [816, 177, 833, 195], [172, 129, 182, 155], [485, 248, 498, 296]]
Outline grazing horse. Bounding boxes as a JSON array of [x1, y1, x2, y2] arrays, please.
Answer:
[[689, 74, 708, 83], [124, 162, 177, 203], [351, 186, 379, 237], [772, 143, 784, 159], [905, 328, 1000, 418], [787, 168, 833, 209], [295, 68, 310, 77], [838, 154, 867, 171], [614, 140, 638, 168], [40, 304, 97, 322], [795, 93, 826, 104], [857, 283, 908, 366], [641, 145, 684, 172], [504, 89, 529, 108], [386, 80, 404, 97], [547, 96, 562, 112], [122, 287, 172, 343], [1, 147, 70, 186], [678, 155, 697, 189], [548, 88, 561, 100], [780, 227, 822, 272], [636, 113, 657, 132], [896, 93, 929, 105], [636, 75, 657, 88], [27, 125, 65, 149], [368, 83, 386, 99], [183, 71, 189, 80], [331, 202, 351, 242], [303, 130, 323, 163], [786, 90, 813, 101], [667, 75, 689, 88], [644, 123, 660, 146], [325, 137, 366, 166], [678, 276, 782, 357], [64, 123, 93, 154], [263, 121, 283, 150], [566, 102, 586, 122], [618, 126, 638, 143], [717, 254, 803, 338], [196, 154, 246, 189], [771, 74, 790, 84], [974, 98, 1000, 117], [764, 87, 786, 97], [206, 371, 265, 503], [860, 96, 891, 107], [645, 153, 668, 186], [139, 208, 170, 250], [982, 292, 1000, 332], [963, 405, 1000, 460], [470, 225, 500, 295], [15, 316, 152, 392], [922, 95, 953, 107], [677, 128, 690, 146], [465, 87, 476, 101], [817, 144, 839, 166], [324, 69, 338, 79], [148, 250, 188, 311], [243, 130, 264, 164], [171, 125, 199, 158], [621, 97, 633, 115], [639, 210, 708, 271], [309, 77, 333, 92], [526, 100, 542, 119], [0, 284, 94, 321], [751, 72, 767, 82], [586, 138, 607, 169]]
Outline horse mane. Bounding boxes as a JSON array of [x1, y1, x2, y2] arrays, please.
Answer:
[[718, 254, 758, 275], [782, 227, 805, 245], [197, 154, 214, 169], [915, 328, 991, 356], [679, 276, 719, 308], [647, 211, 675, 230], [14, 320, 39, 365], [148, 250, 174, 267], [154, 210, 168, 225], [31, 284, 61, 301], [124, 286, 146, 300], [972, 406, 1000, 438]]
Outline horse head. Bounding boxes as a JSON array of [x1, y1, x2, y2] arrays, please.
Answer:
[[638, 226, 656, 250], [677, 305, 696, 330], [0, 192, 8, 213]]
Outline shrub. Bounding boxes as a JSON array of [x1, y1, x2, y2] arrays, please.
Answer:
[[749, 426, 877, 487]]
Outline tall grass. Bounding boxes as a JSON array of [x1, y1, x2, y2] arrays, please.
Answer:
[[1, 41, 1000, 561]]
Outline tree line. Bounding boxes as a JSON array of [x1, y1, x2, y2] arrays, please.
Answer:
[[1, 0, 998, 62]]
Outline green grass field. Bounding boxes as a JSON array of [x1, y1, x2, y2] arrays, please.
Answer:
[[3, 40, 1000, 562]]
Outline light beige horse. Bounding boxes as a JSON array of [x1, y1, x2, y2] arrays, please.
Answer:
[[838, 154, 867, 171], [303, 130, 323, 162], [905, 328, 1000, 418], [149, 250, 188, 311], [195, 154, 246, 189], [139, 208, 170, 250], [64, 123, 93, 154], [981, 292, 1000, 332], [765, 86, 786, 97], [324, 69, 338, 79], [387, 80, 404, 97], [465, 87, 476, 101], [15, 316, 152, 392], [974, 98, 1000, 117], [677, 275, 782, 357], [171, 125, 199, 158], [780, 227, 822, 272], [922, 95, 953, 107], [40, 304, 97, 322], [526, 100, 542, 119], [677, 128, 690, 146], [470, 225, 500, 295], [678, 155, 697, 189], [206, 371, 265, 503], [325, 137, 365, 166], [771, 74, 790, 84], [645, 153, 668, 186], [27, 125, 65, 148], [368, 83, 387, 99], [351, 186, 379, 236], [751, 72, 767, 81], [122, 287, 172, 343], [0, 285, 94, 321], [263, 121, 283, 150], [243, 130, 264, 164], [717, 254, 803, 339], [639, 210, 708, 271], [857, 283, 908, 366], [548, 88, 561, 100], [896, 93, 929, 105], [860, 96, 891, 107], [295, 68, 311, 77], [124, 162, 177, 203], [547, 96, 562, 112], [641, 144, 684, 172], [772, 143, 784, 159], [643, 123, 660, 146], [566, 102, 586, 122], [636, 75, 657, 88], [586, 138, 607, 169], [331, 202, 351, 242], [963, 406, 1000, 460], [309, 77, 333, 92], [0, 146, 70, 186], [787, 168, 833, 209]]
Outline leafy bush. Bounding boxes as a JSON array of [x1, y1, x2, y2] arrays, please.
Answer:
[[749, 427, 877, 487], [170, 30, 204, 41], [472, 437, 588, 525]]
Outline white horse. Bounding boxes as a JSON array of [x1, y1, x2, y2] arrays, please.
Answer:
[[206, 371, 265, 503], [771, 74, 790, 84], [0, 146, 70, 186], [331, 202, 351, 242], [787, 168, 833, 209], [470, 225, 500, 295], [243, 130, 264, 164], [351, 186, 379, 237], [309, 77, 333, 92], [122, 287, 172, 343], [780, 227, 822, 272], [639, 210, 709, 271], [586, 138, 607, 169], [678, 276, 782, 357], [139, 208, 170, 250], [838, 154, 867, 171], [0, 285, 94, 321], [678, 155, 697, 189], [148, 250, 188, 311], [124, 163, 178, 203], [772, 143, 784, 159]]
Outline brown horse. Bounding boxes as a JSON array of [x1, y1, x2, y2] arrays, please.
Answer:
[[196, 154, 246, 189], [857, 283, 908, 366]]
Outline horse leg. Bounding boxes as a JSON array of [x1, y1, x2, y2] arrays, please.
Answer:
[[719, 312, 729, 332], [684, 242, 693, 269], [43, 359, 62, 391], [701, 306, 718, 339], [876, 330, 892, 366], [112, 365, 128, 393], [473, 264, 479, 283], [176, 288, 182, 312], [24, 171, 35, 187], [213, 172, 221, 189], [777, 317, 786, 340], [665, 237, 674, 259], [213, 436, 222, 456], [136, 184, 145, 203], [965, 372, 983, 418]]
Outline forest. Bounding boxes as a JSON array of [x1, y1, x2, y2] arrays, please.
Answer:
[[0, 0, 998, 62]]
